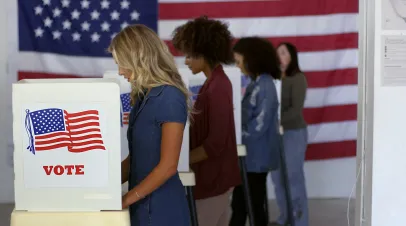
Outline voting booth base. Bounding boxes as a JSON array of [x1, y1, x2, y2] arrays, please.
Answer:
[[10, 209, 130, 226]]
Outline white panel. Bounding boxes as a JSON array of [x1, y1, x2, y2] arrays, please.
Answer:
[[358, 0, 406, 225], [0, 0, 14, 204]]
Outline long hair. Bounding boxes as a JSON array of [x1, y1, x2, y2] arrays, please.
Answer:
[[108, 24, 192, 118], [278, 42, 302, 77]]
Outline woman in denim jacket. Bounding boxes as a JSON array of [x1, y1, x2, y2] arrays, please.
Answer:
[[229, 37, 281, 226]]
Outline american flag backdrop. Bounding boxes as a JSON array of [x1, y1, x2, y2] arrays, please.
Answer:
[[120, 93, 131, 125], [9, 0, 358, 160], [25, 108, 106, 154]]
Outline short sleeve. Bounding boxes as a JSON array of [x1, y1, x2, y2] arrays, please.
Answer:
[[156, 86, 188, 125]]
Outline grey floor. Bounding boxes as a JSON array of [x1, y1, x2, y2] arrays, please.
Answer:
[[0, 199, 355, 226]]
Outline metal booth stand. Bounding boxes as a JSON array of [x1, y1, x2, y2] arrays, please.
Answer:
[[180, 171, 199, 226]]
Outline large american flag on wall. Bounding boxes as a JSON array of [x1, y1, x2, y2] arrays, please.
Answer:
[[8, 0, 358, 160]]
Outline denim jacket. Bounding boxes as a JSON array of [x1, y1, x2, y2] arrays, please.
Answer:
[[242, 74, 280, 172]]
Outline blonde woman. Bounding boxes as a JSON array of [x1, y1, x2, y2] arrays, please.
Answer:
[[109, 24, 191, 226]]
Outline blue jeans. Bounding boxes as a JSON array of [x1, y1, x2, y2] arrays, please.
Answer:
[[271, 128, 308, 226]]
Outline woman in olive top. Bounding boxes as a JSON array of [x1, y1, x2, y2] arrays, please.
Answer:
[[270, 42, 309, 226]]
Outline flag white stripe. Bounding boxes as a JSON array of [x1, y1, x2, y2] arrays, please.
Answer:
[[308, 121, 357, 144], [305, 85, 357, 108], [35, 135, 70, 141], [174, 48, 358, 72], [158, 13, 358, 40], [17, 49, 357, 77]]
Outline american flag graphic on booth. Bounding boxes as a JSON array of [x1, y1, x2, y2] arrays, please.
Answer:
[[25, 108, 106, 155], [120, 93, 131, 126]]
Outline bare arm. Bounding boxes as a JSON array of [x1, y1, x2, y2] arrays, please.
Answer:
[[122, 122, 184, 208], [121, 156, 130, 184]]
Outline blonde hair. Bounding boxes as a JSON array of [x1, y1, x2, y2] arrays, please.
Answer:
[[108, 24, 192, 118]]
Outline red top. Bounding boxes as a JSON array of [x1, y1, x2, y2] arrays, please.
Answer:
[[190, 65, 242, 200]]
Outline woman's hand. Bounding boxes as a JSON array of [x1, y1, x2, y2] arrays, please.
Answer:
[[122, 193, 130, 209]]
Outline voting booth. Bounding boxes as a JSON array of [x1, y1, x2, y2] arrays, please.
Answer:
[[11, 78, 128, 226], [103, 71, 190, 172]]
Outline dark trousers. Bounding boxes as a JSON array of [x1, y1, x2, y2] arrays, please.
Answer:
[[229, 172, 268, 226]]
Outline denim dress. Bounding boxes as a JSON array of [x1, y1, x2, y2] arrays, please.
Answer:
[[241, 74, 280, 172], [127, 85, 190, 226]]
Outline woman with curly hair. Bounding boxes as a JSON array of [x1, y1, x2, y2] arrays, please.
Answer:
[[109, 24, 191, 226], [172, 16, 241, 226], [230, 37, 281, 226]]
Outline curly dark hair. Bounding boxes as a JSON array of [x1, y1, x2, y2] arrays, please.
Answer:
[[171, 16, 234, 66], [233, 37, 281, 80]]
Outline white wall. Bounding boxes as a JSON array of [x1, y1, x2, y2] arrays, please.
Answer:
[[0, 2, 15, 203], [267, 157, 356, 199], [0, 5, 356, 202]]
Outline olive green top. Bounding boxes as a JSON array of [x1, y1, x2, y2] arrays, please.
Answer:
[[281, 72, 308, 130]]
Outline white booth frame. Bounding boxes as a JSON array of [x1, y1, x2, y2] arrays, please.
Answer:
[[356, 0, 375, 225]]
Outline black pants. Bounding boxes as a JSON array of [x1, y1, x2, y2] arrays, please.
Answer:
[[229, 172, 268, 226]]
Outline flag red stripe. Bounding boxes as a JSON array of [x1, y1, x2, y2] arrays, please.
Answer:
[[304, 104, 357, 124], [35, 137, 71, 145], [123, 122, 129, 125], [70, 140, 104, 147], [35, 143, 70, 151], [18, 71, 84, 80], [270, 33, 358, 52], [67, 122, 100, 130], [67, 116, 99, 123], [159, 1, 358, 19], [306, 140, 356, 160], [19, 69, 357, 90], [69, 128, 101, 136], [35, 131, 69, 139], [69, 145, 106, 153], [70, 134, 102, 141], [65, 110, 99, 118], [306, 69, 357, 88], [165, 33, 358, 57]]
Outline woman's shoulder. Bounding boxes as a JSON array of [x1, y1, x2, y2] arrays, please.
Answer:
[[285, 72, 307, 85], [208, 72, 232, 94], [160, 85, 185, 98], [291, 72, 306, 79], [259, 74, 278, 88]]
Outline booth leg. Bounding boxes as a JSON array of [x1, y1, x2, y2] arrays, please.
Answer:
[[264, 188, 269, 224], [238, 156, 256, 226], [186, 186, 199, 226]]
